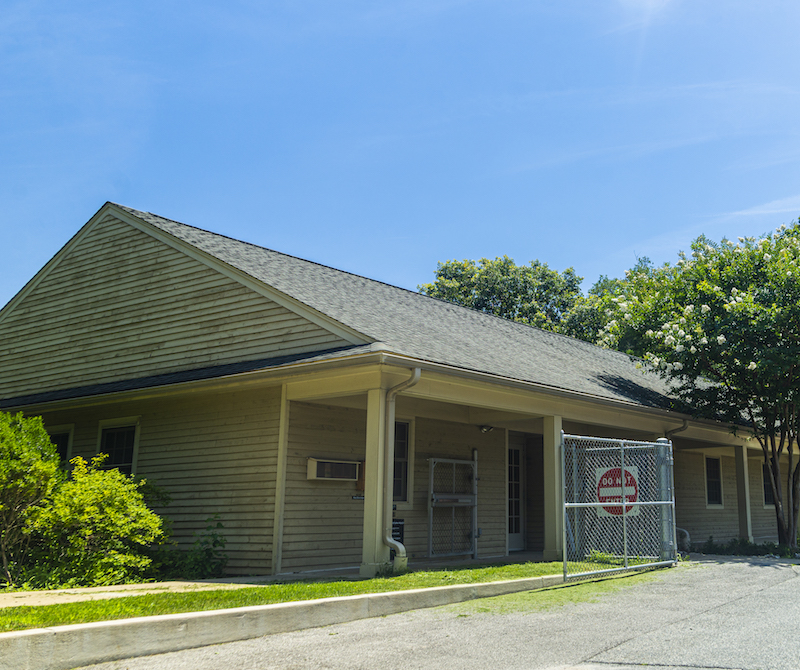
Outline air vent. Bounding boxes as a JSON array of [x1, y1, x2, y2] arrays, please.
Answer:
[[307, 458, 360, 481]]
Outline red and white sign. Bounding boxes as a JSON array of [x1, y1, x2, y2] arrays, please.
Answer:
[[595, 466, 639, 517]]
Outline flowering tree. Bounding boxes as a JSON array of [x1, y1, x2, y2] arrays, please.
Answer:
[[601, 221, 800, 546]]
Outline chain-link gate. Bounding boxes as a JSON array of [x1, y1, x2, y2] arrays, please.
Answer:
[[428, 455, 478, 558], [562, 433, 677, 580]]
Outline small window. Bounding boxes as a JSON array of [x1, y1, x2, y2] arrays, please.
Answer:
[[393, 421, 410, 503], [50, 433, 71, 463], [706, 456, 722, 506], [763, 463, 775, 506], [46, 425, 73, 465], [97, 418, 140, 475]]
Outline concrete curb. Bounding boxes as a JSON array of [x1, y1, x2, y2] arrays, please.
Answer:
[[0, 574, 563, 670]]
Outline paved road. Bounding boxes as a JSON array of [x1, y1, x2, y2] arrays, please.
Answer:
[[80, 557, 800, 670]]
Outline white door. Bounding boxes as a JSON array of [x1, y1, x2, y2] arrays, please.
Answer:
[[508, 446, 525, 551]]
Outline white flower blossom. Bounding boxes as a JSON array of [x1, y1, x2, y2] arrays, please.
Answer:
[[675, 344, 685, 353], [701, 304, 710, 314], [717, 335, 726, 345], [678, 329, 685, 337], [764, 253, 772, 261], [747, 362, 757, 370], [679, 317, 686, 324], [700, 337, 708, 345], [690, 346, 697, 354], [624, 313, 632, 320], [673, 362, 683, 370], [684, 305, 694, 314], [665, 335, 677, 345], [731, 287, 738, 295], [645, 329, 654, 337]]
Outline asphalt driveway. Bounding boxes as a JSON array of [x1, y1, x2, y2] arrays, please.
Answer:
[[79, 556, 800, 670]]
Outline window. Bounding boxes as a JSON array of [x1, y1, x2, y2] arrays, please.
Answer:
[[763, 463, 775, 506], [47, 425, 73, 464], [97, 418, 140, 475], [393, 420, 413, 505], [705, 456, 722, 506]]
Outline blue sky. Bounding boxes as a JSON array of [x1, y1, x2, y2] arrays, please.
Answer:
[[2, 1, 800, 308]]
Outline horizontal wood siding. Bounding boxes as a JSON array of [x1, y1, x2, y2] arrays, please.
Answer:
[[523, 433, 544, 551], [674, 451, 740, 545], [281, 402, 367, 572], [1, 215, 349, 399], [749, 456, 782, 544], [37, 386, 282, 575], [402, 418, 506, 559]]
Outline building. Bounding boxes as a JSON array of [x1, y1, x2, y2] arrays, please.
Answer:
[[0, 203, 782, 577]]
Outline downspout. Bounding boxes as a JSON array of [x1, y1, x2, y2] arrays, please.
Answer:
[[665, 419, 688, 440], [384, 367, 421, 572]]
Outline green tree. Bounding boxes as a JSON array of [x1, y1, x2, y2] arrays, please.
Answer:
[[26, 455, 164, 587], [419, 256, 584, 333], [0, 411, 62, 585], [602, 223, 800, 546]]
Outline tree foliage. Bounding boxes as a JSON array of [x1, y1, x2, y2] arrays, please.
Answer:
[[418, 256, 584, 333], [0, 412, 62, 585], [601, 222, 800, 545]]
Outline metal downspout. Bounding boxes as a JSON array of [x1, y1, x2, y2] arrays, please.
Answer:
[[665, 419, 689, 439], [384, 368, 421, 572]]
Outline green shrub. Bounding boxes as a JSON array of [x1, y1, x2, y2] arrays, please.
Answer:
[[0, 412, 63, 586], [23, 455, 164, 587], [147, 515, 228, 580]]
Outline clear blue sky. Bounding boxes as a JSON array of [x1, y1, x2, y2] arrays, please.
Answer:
[[3, 1, 800, 309]]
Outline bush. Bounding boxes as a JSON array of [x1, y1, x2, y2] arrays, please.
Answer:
[[147, 515, 228, 580], [697, 536, 797, 558], [22, 455, 164, 588], [0, 412, 62, 586]]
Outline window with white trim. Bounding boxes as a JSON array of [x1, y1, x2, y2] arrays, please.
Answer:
[[705, 456, 722, 506], [763, 463, 775, 506], [47, 424, 74, 464], [97, 418, 140, 475], [393, 420, 414, 507]]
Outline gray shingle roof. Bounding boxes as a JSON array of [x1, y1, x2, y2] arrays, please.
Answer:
[[116, 204, 677, 411]]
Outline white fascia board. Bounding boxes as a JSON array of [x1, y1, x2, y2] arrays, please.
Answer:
[[108, 204, 371, 348]]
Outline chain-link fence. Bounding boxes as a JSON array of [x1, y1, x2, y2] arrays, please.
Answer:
[[562, 433, 677, 580], [428, 457, 477, 557]]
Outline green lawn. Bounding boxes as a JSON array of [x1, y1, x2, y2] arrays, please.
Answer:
[[0, 561, 565, 633]]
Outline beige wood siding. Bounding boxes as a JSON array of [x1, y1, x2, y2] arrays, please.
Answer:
[[674, 451, 740, 545], [1, 215, 350, 399], [523, 433, 544, 551], [38, 385, 281, 575], [748, 455, 783, 544], [402, 418, 506, 560], [281, 402, 367, 572]]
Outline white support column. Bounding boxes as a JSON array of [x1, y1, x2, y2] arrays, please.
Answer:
[[271, 386, 290, 574], [361, 388, 389, 577], [542, 415, 563, 561], [734, 444, 754, 542]]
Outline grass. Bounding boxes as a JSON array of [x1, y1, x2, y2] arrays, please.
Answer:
[[452, 568, 660, 615], [0, 561, 567, 633]]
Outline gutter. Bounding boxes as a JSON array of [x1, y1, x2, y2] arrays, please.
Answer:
[[383, 367, 421, 572]]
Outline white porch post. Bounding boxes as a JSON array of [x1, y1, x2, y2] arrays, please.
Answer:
[[734, 444, 754, 542], [271, 385, 290, 575], [361, 387, 390, 577], [542, 415, 563, 561]]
